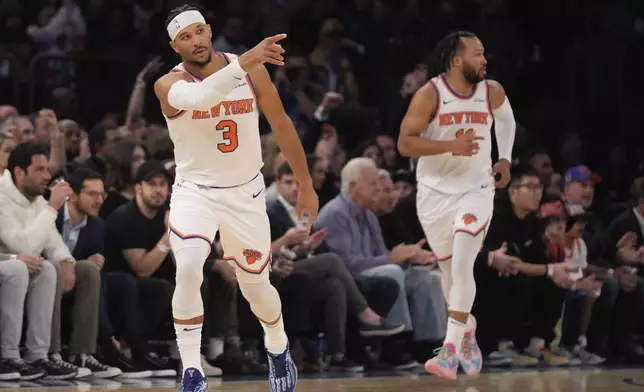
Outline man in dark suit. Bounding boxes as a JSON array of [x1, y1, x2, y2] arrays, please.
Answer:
[[602, 176, 644, 363], [267, 161, 405, 371], [57, 168, 172, 376]]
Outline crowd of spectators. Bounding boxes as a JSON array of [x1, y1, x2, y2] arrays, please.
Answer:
[[0, 0, 643, 383]]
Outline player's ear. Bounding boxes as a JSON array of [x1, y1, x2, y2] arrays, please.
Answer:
[[169, 40, 179, 54], [451, 56, 461, 69]]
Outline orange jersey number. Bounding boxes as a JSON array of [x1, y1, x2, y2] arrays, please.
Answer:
[[453, 128, 475, 156], [216, 120, 239, 153]]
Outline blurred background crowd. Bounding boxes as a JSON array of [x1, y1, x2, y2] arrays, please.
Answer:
[[0, 0, 643, 382]]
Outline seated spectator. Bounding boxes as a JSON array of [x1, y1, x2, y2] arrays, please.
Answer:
[[560, 164, 621, 359], [0, 252, 56, 380], [525, 147, 554, 191], [391, 169, 415, 200], [58, 119, 81, 162], [100, 139, 147, 219], [57, 168, 171, 377], [602, 176, 644, 363], [470, 165, 580, 367], [349, 139, 384, 169], [0, 116, 36, 143], [373, 170, 409, 249], [307, 154, 338, 208], [145, 128, 175, 170], [315, 157, 446, 368], [104, 161, 219, 374], [268, 161, 404, 371], [0, 142, 85, 379], [0, 131, 18, 183], [79, 123, 119, 178], [552, 203, 606, 364]]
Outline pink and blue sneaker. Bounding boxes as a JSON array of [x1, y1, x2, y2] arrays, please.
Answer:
[[424, 343, 459, 380], [459, 315, 483, 375]]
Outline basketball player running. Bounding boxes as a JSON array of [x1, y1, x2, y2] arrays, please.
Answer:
[[398, 31, 516, 379], [154, 5, 318, 392]]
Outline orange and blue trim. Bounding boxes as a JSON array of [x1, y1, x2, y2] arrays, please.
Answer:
[[168, 223, 213, 246], [166, 110, 186, 120], [180, 63, 204, 82], [224, 247, 272, 275], [440, 73, 478, 100], [454, 218, 490, 237]]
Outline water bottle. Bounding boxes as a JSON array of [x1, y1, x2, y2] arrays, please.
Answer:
[[316, 333, 326, 364]]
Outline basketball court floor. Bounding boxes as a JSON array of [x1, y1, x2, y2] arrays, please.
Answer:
[[1, 367, 643, 392]]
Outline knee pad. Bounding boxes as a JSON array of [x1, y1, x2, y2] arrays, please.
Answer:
[[238, 278, 273, 304], [173, 243, 210, 285], [171, 244, 210, 319]]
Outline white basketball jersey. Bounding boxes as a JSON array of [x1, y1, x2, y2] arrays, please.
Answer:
[[416, 75, 494, 194], [163, 53, 262, 187]]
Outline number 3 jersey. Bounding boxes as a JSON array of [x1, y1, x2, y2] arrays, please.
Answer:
[[416, 75, 495, 194], [163, 53, 263, 187]]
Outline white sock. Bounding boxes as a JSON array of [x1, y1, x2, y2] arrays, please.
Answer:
[[444, 317, 467, 349], [208, 337, 225, 360], [175, 323, 204, 375], [262, 315, 288, 355]]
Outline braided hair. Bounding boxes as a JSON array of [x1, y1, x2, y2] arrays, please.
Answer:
[[430, 31, 478, 76]]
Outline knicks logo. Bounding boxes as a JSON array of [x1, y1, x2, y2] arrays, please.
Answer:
[[243, 249, 263, 265], [462, 213, 478, 225]]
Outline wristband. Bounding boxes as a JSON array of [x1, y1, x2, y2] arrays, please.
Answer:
[[546, 264, 554, 278]]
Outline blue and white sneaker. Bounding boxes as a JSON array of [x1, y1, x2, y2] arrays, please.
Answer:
[[267, 346, 298, 392], [178, 368, 207, 392]]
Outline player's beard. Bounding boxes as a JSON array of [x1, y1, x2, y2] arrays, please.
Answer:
[[462, 63, 484, 85], [188, 50, 213, 68]]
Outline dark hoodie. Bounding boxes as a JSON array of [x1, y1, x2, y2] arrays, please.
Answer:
[[475, 192, 547, 275]]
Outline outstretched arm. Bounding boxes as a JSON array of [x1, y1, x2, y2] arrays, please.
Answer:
[[488, 80, 516, 163], [154, 33, 288, 115], [153, 60, 247, 114]]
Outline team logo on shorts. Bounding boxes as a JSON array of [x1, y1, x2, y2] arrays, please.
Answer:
[[243, 249, 263, 265], [462, 213, 478, 225]]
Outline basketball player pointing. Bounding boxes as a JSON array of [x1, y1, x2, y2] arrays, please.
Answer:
[[154, 5, 318, 392], [398, 31, 515, 379]]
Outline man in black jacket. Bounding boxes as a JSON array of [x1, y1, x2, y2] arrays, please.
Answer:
[[471, 165, 575, 366], [601, 176, 644, 363], [57, 168, 172, 376]]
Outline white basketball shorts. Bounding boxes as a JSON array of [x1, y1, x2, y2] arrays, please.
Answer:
[[416, 183, 494, 261], [168, 172, 271, 283]]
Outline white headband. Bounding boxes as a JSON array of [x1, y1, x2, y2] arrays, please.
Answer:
[[167, 10, 206, 41]]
